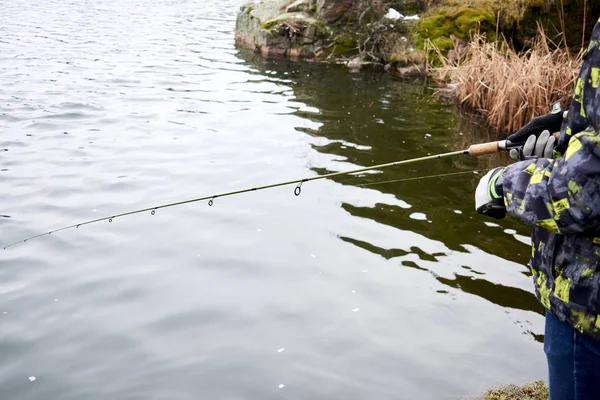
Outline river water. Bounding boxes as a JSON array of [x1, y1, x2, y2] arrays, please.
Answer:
[[0, 0, 547, 399]]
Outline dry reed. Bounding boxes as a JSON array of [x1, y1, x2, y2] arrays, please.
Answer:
[[431, 27, 583, 134]]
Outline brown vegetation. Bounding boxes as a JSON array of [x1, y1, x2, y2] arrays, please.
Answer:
[[474, 380, 549, 400], [430, 27, 583, 133]]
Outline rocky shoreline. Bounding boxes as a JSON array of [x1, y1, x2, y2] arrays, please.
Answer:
[[234, 0, 426, 76], [234, 0, 597, 80]]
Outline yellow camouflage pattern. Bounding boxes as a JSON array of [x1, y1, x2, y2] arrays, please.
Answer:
[[502, 19, 600, 340]]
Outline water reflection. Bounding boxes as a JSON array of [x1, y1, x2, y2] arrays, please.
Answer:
[[238, 50, 540, 325]]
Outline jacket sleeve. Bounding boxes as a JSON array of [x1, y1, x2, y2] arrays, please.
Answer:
[[501, 19, 600, 235], [503, 133, 600, 235]]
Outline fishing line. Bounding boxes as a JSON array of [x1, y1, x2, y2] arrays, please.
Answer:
[[356, 169, 487, 187]]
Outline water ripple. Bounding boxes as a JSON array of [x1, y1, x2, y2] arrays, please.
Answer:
[[0, 0, 545, 399]]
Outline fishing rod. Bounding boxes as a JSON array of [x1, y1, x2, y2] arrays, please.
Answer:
[[2, 137, 518, 250]]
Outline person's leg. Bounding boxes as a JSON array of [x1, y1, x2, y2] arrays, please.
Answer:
[[573, 327, 600, 400], [544, 311, 575, 400]]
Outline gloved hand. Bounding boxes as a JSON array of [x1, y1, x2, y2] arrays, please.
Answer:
[[508, 129, 556, 160], [506, 102, 565, 145], [475, 167, 506, 219]]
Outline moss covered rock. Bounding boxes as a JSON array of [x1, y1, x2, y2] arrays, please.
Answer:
[[413, 0, 599, 59], [235, 0, 329, 59], [316, 0, 384, 24], [416, 6, 497, 52], [235, 0, 425, 71]]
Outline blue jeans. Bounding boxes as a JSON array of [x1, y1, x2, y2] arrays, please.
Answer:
[[544, 311, 600, 400]]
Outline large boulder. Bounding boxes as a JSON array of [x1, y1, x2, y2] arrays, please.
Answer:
[[234, 0, 390, 60], [235, 0, 328, 59], [234, 0, 421, 70]]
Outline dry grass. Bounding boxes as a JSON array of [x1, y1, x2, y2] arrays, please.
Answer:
[[474, 380, 549, 400], [430, 27, 583, 133]]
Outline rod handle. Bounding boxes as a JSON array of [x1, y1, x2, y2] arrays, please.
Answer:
[[467, 141, 501, 157], [468, 132, 562, 157]]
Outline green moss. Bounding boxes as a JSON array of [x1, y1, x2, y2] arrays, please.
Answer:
[[261, 19, 282, 31], [330, 33, 357, 49], [389, 53, 407, 65], [340, 37, 356, 48], [412, 5, 497, 65], [413, 0, 599, 52], [331, 43, 353, 54], [417, 6, 497, 44], [246, 5, 255, 15], [433, 36, 455, 51], [322, 33, 358, 55], [315, 20, 331, 38]]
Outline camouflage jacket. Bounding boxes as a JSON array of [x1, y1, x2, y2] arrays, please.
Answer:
[[502, 19, 600, 340]]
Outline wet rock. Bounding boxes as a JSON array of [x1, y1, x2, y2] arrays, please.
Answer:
[[317, 0, 383, 24], [286, 0, 309, 13], [317, 0, 351, 23], [235, 0, 405, 65], [347, 57, 364, 72], [235, 0, 326, 59], [302, 23, 317, 44], [393, 64, 425, 77]]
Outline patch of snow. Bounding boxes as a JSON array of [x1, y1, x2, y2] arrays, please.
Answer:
[[384, 8, 403, 20]]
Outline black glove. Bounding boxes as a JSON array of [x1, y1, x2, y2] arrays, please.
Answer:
[[507, 102, 565, 146]]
